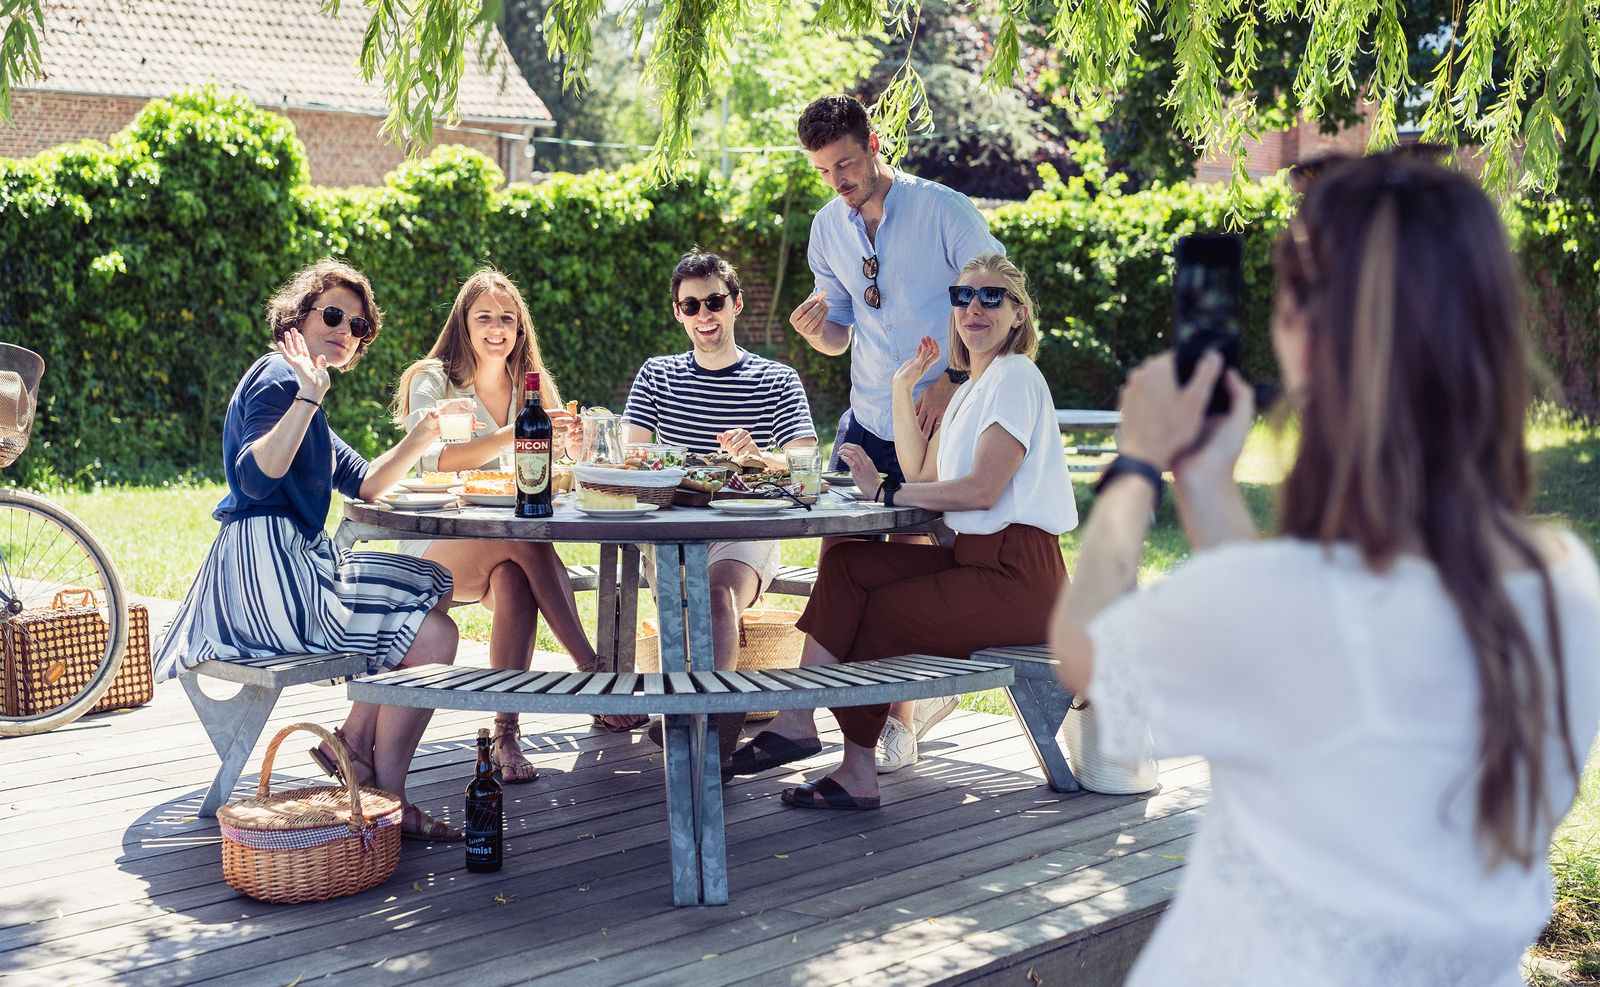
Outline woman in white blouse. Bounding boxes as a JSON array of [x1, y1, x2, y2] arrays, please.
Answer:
[[1052, 156, 1600, 985], [394, 270, 642, 783], [724, 253, 1078, 807]]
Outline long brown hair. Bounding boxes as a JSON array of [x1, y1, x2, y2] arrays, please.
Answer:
[[394, 269, 562, 422], [1274, 156, 1575, 867], [265, 259, 383, 371]]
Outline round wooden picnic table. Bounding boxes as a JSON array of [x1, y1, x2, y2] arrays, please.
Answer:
[[335, 492, 940, 677], [336, 491, 940, 905]]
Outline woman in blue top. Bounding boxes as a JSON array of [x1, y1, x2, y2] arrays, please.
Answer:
[[155, 259, 464, 841]]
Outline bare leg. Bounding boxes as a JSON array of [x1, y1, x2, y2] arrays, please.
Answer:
[[481, 562, 540, 782], [707, 559, 761, 672]]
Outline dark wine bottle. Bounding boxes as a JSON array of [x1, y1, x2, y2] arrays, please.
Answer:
[[514, 370, 553, 518], [465, 727, 503, 873]]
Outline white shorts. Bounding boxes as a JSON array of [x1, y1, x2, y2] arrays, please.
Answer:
[[641, 540, 781, 603]]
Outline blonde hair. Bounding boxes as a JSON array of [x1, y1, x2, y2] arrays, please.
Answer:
[[946, 253, 1038, 371], [394, 269, 563, 423]]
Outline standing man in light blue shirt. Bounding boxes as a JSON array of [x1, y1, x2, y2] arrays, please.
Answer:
[[788, 94, 1002, 773], [789, 93, 1004, 483]]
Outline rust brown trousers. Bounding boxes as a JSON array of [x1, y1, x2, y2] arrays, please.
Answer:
[[795, 524, 1066, 748]]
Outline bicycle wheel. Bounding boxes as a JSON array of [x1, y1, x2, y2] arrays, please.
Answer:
[[0, 488, 128, 736]]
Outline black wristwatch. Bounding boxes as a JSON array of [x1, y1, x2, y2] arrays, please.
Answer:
[[944, 367, 969, 385], [1093, 455, 1165, 509], [876, 474, 903, 506]]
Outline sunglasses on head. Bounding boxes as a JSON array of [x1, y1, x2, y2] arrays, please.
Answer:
[[948, 285, 1016, 308], [675, 293, 732, 317], [310, 305, 373, 340]]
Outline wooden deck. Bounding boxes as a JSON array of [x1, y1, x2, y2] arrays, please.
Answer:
[[0, 640, 1208, 987]]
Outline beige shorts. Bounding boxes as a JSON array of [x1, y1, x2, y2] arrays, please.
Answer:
[[640, 540, 782, 603]]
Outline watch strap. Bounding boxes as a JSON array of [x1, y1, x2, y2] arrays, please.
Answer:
[[1093, 455, 1165, 508]]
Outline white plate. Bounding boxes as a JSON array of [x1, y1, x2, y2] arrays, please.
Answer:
[[708, 499, 792, 515], [575, 504, 660, 519], [381, 492, 458, 511], [397, 478, 459, 493], [449, 485, 516, 507]]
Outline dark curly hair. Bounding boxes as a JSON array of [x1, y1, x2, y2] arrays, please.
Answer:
[[670, 252, 741, 302], [264, 259, 383, 371], [797, 94, 873, 153]]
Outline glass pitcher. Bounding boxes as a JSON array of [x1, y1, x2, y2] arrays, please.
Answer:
[[579, 409, 624, 465]]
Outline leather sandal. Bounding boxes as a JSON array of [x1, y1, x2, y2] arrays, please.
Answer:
[[401, 804, 464, 842], [723, 730, 822, 778], [309, 727, 376, 788], [490, 716, 539, 785], [781, 776, 880, 811]]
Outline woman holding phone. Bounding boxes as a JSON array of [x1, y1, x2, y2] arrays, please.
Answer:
[[395, 270, 643, 784], [1052, 156, 1600, 984]]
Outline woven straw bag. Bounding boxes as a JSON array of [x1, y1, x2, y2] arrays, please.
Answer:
[[636, 608, 803, 720], [1, 589, 153, 717], [1058, 699, 1159, 795], [219, 722, 402, 904]]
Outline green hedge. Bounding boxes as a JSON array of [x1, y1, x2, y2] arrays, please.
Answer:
[[1, 89, 1587, 485]]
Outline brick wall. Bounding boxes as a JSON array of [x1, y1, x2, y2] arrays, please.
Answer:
[[0, 90, 529, 186], [1196, 105, 1377, 182]]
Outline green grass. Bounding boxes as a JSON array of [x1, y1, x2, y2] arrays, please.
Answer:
[[13, 409, 1600, 952]]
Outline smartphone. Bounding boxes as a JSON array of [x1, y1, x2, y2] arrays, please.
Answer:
[[1172, 233, 1244, 415]]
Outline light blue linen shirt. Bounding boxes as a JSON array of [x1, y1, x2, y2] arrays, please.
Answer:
[[807, 170, 1003, 440]]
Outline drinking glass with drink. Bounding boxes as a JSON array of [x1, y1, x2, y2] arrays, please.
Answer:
[[435, 398, 475, 444], [786, 449, 823, 497]]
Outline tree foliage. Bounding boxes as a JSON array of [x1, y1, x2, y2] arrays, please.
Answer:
[[5, 0, 1599, 192]]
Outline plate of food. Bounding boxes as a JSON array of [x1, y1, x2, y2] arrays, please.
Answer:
[[382, 492, 459, 511], [576, 503, 660, 519], [709, 498, 794, 515], [398, 471, 460, 492], [821, 470, 856, 489], [453, 470, 517, 506]]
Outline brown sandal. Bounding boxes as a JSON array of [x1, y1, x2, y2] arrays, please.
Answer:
[[491, 716, 539, 785], [401, 804, 464, 842], [309, 727, 376, 788]]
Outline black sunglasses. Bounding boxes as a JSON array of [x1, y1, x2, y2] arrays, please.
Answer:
[[948, 285, 1017, 309], [675, 293, 732, 317], [310, 305, 373, 340], [862, 256, 882, 309]]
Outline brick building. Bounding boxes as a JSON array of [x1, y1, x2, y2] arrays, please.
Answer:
[[0, 0, 552, 186]]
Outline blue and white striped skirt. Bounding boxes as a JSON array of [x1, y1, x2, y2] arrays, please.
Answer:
[[153, 514, 452, 679]]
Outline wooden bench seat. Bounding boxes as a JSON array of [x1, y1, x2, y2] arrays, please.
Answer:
[[564, 562, 818, 598], [348, 654, 1013, 906], [181, 652, 366, 817]]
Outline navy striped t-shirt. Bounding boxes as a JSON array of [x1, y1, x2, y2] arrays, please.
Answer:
[[622, 351, 816, 454]]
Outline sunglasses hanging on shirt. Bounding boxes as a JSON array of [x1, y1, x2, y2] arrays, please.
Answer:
[[675, 293, 732, 317], [948, 285, 1017, 309], [862, 256, 882, 309], [310, 305, 373, 339]]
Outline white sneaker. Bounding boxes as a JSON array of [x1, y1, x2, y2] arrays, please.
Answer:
[[876, 715, 918, 774], [913, 695, 960, 741]]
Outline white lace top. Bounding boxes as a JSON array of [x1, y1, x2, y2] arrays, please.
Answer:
[[1086, 533, 1600, 987]]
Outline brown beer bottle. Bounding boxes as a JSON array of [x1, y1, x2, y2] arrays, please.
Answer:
[[514, 371, 553, 518], [465, 728, 503, 872]]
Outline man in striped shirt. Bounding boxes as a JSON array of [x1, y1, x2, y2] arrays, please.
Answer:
[[623, 253, 818, 753]]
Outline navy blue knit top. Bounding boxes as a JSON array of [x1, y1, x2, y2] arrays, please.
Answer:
[[212, 353, 369, 536]]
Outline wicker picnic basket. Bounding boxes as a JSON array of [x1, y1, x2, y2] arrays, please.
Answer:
[[636, 609, 804, 720], [218, 722, 403, 904], [572, 463, 685, 508]]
